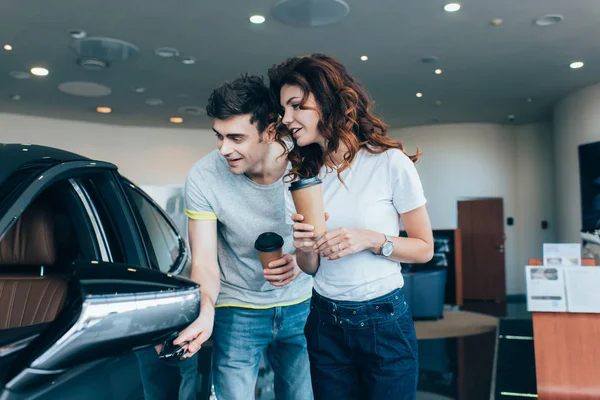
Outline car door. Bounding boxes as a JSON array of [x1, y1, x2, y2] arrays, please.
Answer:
[[0, 161, 200, 400]]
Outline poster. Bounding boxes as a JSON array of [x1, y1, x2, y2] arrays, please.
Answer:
[[525, 266, 567, 312], [542, 243, 581, 267]]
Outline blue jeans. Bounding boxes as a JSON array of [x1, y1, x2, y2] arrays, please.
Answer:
[[212, 300, 313, 400], [135, 346, 198, 400], [305, 288, 418, 400]]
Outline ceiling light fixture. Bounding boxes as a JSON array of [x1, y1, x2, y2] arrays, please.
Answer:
[[181, 56, 196, 65], [416, 92, 423, 98], [154, 47, 179, 58], [145, 98, 163, 106], [96, 106, 112, 114], [533, 14, 564, 27], [444, 3, 461, 12], [4, 44, 12, 51], [360, 55, 368, 61], [170, 117, 184, 124], [421, 56, 439, 64], [435, 69, 443, 75], [133, 87, 146, 93], [31, 67, 49, 76], [10, 94, 21, 101], [178, 106, 206, 116], [9, 71, 30, 80], [250, 15, 266, 24], [69, 30, 87, 39], [490, 18, 503, 26], [570, 61, 584, 69]]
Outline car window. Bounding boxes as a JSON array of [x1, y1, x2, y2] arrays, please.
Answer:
[[124, 185, 184, 273], [0, 178, 98, 337]]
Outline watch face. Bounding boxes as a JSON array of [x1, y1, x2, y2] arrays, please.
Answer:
[[382, 242, 394, 257]]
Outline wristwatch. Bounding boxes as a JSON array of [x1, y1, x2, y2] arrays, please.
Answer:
[[378, 235, 394, 258]]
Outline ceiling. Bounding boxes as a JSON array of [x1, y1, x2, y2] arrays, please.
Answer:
[[1, 0, 600, 129]]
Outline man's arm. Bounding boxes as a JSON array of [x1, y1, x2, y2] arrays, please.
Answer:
[[174, 218, 219, 357]]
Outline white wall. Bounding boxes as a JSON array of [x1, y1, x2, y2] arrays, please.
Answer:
[[554, 83, 600, 242], [1, 113, 556, 294], [389, 122, 556, 295], [0, 113, 215, 185], [514, 122, 558, 273]]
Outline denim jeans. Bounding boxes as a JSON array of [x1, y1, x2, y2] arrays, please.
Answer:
[[211, 300, 313, 400], [305, 288, 418, 400], [135, 346, 198, 400]]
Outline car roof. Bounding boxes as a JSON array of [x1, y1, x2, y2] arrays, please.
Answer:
[[0, 143, 92, 187]]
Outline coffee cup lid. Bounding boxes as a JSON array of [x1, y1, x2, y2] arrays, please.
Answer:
[[289, 176, 322, 191], [254, 232, 284, 252]]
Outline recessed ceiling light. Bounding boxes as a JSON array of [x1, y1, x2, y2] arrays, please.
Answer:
[[444, 3, 461, 12], [421, 56, 439, 64], [10, 94, 21, 100], [360, 55, 368, 61], [435, 69, 443, 75], [154, 47, 179, 58], [31, 67, 49, 76], [4, 44, 12, 51], [58, 81, 112, 97], [435, 100, 442, 106], [570, 61, 584, 69], [181, 56, 196, 65], [170, 117, 184, 124], [271, 0, 349, 27], [490, 18, 503, 26], [96, 106, 112, 114], [250, 15, 266, 24], [9, 71, 30, 80], [133, 87, 146, 93], [145, 98, 163, 106], [178, 106, 206, 116], [526, 97, 534, 103], [69, 30, 87, 39], [533, 14, 564, 27], [416, 92, 423, 98]]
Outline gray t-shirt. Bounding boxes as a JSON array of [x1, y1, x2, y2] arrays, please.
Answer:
[[184, 150, 312, 308]]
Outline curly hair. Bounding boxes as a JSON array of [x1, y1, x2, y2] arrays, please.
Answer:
[[268, 53, 421, 182]]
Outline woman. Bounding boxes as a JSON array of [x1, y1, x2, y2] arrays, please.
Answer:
[[268, 54, 434, 400]]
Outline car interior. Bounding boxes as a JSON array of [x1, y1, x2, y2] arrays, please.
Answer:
[[0, 183, 89, 348]]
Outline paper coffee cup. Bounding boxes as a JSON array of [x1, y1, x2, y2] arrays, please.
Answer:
[[289, 177, 327, 239], [254, 232, 284, 269]]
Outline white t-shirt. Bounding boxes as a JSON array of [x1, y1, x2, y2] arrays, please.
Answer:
[[285, 148, 427, 301]]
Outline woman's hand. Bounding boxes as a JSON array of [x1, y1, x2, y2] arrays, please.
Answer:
[[314, 228, 382, 260], [291, 212, 330, 253]]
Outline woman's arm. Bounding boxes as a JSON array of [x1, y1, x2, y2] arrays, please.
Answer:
[[315, 206, 433, 263]]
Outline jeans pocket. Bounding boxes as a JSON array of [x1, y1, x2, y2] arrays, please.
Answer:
[[392, 312, 418, 361]]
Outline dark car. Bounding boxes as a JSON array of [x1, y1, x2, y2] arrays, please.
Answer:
[[0, 144, 201, 399]]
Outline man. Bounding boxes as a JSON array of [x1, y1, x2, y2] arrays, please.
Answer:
[[174, 75, 313, 400]]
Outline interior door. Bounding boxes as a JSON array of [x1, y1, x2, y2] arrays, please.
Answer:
[[457, 199, 506, 302]]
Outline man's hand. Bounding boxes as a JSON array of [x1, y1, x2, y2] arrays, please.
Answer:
[[173, 312, 214, 359], [263, 253, 302, 286]]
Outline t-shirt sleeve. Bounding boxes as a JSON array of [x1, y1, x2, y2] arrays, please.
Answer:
[[390, 150, 427, 214], [284, 183, 296, 225], [184, 167, 217, 221]]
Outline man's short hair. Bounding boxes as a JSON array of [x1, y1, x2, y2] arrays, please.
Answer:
[[206, 74, 276, 134]]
